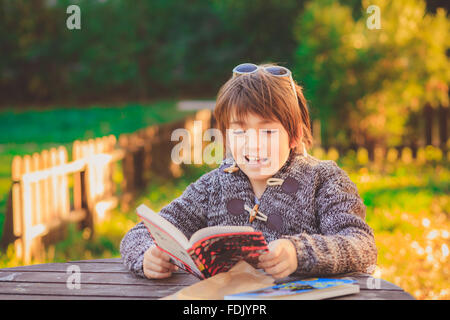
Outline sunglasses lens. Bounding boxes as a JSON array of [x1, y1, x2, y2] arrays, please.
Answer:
[[265, 66, 289, 76], [234, 63, 258, 74]]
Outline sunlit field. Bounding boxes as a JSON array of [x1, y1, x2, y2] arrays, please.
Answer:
[[343, 152, 449, 300]]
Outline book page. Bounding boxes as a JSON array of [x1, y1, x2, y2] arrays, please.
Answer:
[[188, 225, 255, 246], [140, 219, 202, 277], [136, 204, 201, 276], [136, 204, 189, 247]]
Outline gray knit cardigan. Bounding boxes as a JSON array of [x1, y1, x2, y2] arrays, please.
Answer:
[[120, 150, 377, 278]]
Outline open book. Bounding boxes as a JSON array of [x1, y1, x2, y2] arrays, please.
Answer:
[[224, 278, 360, 300], [136, 204, 268, 279]]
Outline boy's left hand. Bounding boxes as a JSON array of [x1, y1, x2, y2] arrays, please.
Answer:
[[257, 239, 298, 279]]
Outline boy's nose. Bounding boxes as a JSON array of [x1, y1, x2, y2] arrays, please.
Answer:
[[244, 129, 263, 152]]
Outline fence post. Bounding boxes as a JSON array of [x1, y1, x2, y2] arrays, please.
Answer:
[[0, 187, 15, 250], [21, 155, 33, 264], [30, 152, 44, 262], [424, 104, 433, 146], [438, 105, 448, 151], [119, 134, 134, 210], [0, 157, 24, 254], [133, 142, 145, 191], [73, 140, 91, 234], [73, 141, 82, 213], [40, 150, 51, 246], [59, 147, 70, 240]]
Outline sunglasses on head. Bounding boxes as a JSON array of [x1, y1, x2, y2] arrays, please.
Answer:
[[232, 63, 297, 99]]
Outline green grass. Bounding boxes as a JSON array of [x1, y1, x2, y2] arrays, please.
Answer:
[[0, 101, 191, 144]]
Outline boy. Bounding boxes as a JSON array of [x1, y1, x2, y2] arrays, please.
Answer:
[[120, 63, 377, 279]]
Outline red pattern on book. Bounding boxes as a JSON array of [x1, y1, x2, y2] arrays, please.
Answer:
[[188, 232, 268, 278]]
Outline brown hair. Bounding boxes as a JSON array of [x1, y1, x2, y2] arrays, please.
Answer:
[[214, 63, 313, 156]]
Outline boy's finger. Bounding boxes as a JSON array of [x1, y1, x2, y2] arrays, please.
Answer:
[[149, 246, 162, 257], [272, 269, 290, 279], [268, 241, 284, 254], [146, 269, 172, 279], [151, 246, 164, 256], [143, 262, 171, 278], [259, 247, 282, 262], [159, 251, 172, 262], [257, 258, 279, 270], [152, 257, 174, 270], [151, 247, 171, 261], [265, 261, 289, 277], [258, 256, 280, 269], [148, 261, 169, 273], [258, 251, 272, 262]]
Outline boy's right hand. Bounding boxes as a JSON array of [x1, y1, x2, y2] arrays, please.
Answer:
[[143, 245, 178, 279]]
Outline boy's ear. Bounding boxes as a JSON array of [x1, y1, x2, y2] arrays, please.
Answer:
[[289, 138, 300, 149]]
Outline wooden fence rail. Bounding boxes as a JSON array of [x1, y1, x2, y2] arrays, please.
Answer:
[[1, 110, 213, 264]]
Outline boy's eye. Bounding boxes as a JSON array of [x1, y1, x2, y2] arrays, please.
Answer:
[[261, 129, 278, 134]]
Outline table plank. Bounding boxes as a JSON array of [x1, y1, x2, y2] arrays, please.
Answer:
[[0, 294, 151, 300], [0, 282, 185, 298], [2, 262, 129, 273], [68, 258, 122, 263], [333, 289, 415, 300], [0, 270, 198, 286]]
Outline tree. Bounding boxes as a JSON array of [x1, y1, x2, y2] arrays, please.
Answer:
[[293, 0, 449, 154]]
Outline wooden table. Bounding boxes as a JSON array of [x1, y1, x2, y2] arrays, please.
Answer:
[[0, 258, 415, 300]]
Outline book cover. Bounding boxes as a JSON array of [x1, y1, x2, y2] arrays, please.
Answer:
[[224, 278, 360, 300], [187, 232, 268, 278]]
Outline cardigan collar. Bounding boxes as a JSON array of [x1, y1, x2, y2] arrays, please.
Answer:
[[219, 149, 307, 232]]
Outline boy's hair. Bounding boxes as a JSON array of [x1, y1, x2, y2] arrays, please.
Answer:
[[214, 63, 313, 156]]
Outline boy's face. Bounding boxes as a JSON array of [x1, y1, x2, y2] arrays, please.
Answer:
[[227, 112, 293, 181]]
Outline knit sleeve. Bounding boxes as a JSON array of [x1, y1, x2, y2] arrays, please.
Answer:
[[282, 161, 378, 276], [119, 170, 215, 278]]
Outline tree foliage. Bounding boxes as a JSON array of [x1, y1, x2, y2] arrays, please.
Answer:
[[0, 0, 304, 105], [293, 0, 449, 149]]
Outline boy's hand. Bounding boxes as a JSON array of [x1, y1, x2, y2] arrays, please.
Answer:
[[143, 245, 178, 279], [257, 239, 298, 279]]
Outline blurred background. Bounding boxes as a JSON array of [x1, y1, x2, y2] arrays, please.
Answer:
[[0, 0, 448, 300]]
